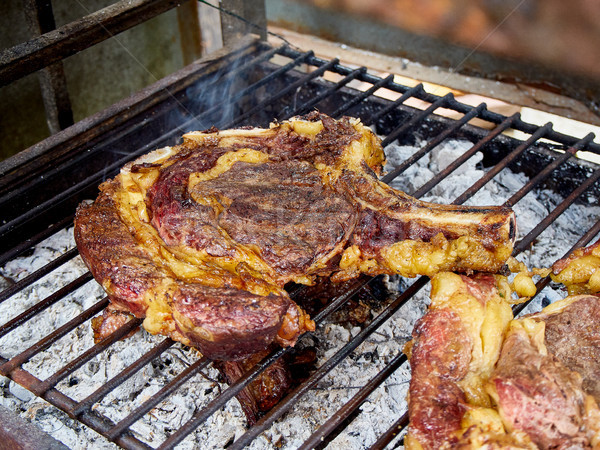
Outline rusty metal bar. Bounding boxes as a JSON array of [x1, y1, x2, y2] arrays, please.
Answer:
[[288, 67, 368, 118], [380, 92, 454, 149], [382, 102, 486, 187], [70, 338, 175, 417], [504, 133, 595, 207], [23, 0, 74, 133], [412, 113, 520, 198], [33, 318, 144, 396], [227, 278, 428, 450], [0, 247, 78, 304], [365, 84, 424, 125], [513, 164, 600, 255], [512, 215, 600, 317], [0, 272, 92, 339], [330, 74, 395, 118], [105, 356, 211, 441], [0, 298, 109, 376], [223, 58, 341, 128], [0, 0, 190, 86], [368, 412, 409, 450], [453, 123, 554, 205], [1, 356, 152, 449], [299, 352, 408, 450], [156, 277, 371, 449]]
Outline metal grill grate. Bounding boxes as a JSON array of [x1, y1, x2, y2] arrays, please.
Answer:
[[1, 39, 600, 449]]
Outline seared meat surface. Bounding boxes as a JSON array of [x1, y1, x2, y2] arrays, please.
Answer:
[[75, 113, 516, 360], [490, 312, 600, 449], [531, 295, 600, 405], [405, 272, 515, 449]]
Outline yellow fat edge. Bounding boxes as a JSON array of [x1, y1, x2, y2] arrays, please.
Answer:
[[430, 273, 513, 407], [188, 148, 270, 187]]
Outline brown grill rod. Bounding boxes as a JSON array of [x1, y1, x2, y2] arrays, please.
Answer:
[[0, 215, 73, 267], [298, 352, 408, 450], [223, 58, 341, 129], [0, 247, 78, 304], [381, 101, 486, 186], [105, 356, 211, 442], [0, 298, 109, 376], [0, 0, 189, 86], [412, 114, 520, 198], [0, 272, 92, 339], [70, 338, 174, 417], [504, 133, 595, 207], [1, 356, 152, 450], [33, 318, 143, 396], [330, 74, 395, 119], [287, 67, 368, 118], [380, 92, 453, 150], [453, 123, 553, 205], [227, 277, 429, 450], [513, 215, 600, 317], [368, 412, 409, 450], [155, 276, 372, 449], [513, 161, 600, 255]]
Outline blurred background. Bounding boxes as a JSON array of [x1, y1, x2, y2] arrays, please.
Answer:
[[2, 0, 600, 159]]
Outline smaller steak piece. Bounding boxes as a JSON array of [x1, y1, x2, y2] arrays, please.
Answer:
[[552, 240, 600, 295], [407, 308, 471, 450], [405, 272, 514, 450], [530, 295, 600, 404], [489, 318, 599, 449]]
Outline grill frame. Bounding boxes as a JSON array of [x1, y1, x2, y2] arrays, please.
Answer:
[[1, 38, 600, 449]]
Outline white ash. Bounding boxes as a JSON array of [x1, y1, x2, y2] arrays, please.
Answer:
[[1, 138, 598, 449]]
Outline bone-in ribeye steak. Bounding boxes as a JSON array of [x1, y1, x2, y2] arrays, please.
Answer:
[[75, 112, 516, 360]]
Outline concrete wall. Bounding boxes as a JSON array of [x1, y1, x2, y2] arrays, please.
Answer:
[[0, 1, 192, 160]]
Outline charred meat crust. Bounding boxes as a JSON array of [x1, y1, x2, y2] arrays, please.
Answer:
[[172, 285, 290, 361], [535, 295, 600, 403], [408, 308, 472, 450], [75, 180, 296, 360], [491, 324, 591, 449]]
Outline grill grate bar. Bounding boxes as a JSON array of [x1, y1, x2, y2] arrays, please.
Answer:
[[34, 318, 144, 396], [298, 351, 408, 450], [156, 277, 372, 449], [513, 163, 600, 255], [412, 113, 520, 198], [279, 46, 600, 154], [223, 58, 341, 128], [504, 133, 595, 207], [227, 277, 429, 450], [369, 412, 409, 450], [0, 272, 92, 339], [383, 102, 486, 188], [0, 297, 109, 376], [70, 338, 174, 417], [453, 123, 553, 205], [366, 84, 425, 126], [330, 74, 395, 119], [287, 67, 368, 118], [0, 246, 78, 304], [0, 215, 73, 267], [381, 93, 454, 149], [1, 354, 153, 450], [105, 356, 211, 442]]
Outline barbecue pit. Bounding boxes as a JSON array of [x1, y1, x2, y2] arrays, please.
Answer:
[[2, 2, 600, 449]]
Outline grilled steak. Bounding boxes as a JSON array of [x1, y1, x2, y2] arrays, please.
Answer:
[[75, 112, 516, 360], [531, 295, 600, 404], [489, 313, 600, 449]]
